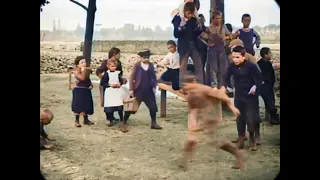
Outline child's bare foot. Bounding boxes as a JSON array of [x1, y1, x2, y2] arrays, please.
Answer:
[[232, 150, 246, 170], [119, 123, 129, 133], [249, 140, 258, 151], [75, 121, 82, 127], [44, 144, 53, 149]]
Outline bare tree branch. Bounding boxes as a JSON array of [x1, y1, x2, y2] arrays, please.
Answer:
[[70, 0, 88, 11]]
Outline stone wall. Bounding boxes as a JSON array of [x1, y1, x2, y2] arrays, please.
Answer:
[[40, 50, 167, 75], [41, 41, 280, 55]]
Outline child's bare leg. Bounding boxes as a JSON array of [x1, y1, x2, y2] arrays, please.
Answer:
[[181, 131, 198, 170], [188, 109, 198, 131], [218, 141, 246, 169]]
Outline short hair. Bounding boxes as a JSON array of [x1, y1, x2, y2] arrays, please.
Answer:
[[167, 40, 176, 46], [225, 47, 232, 56], [184, 2, 195, 13], [232, 46, 246, 56], [74, 56, 85, 65], [225, 23, 233, 32], [43, 109, 54, 119], [107, 59, 118, 66], [108, 47, 120, 59], [241, 13, 251, 21], [260, 47, 271, 57], [199, 14, 205, 19], [211, 10, 222, 20]]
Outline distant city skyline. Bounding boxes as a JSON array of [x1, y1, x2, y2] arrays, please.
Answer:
[[40, 0, 280, 31]]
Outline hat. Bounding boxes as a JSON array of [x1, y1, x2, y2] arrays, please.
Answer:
[[138, 49, 152, 58], [229, 39, 244, 48]]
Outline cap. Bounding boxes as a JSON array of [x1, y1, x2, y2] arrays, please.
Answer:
[[137, 49, 152, 58], [229, 39, 244, 48]]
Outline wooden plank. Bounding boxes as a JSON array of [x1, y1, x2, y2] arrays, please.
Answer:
[[157, 83, 187, 100], [160, 89, 167, 118]]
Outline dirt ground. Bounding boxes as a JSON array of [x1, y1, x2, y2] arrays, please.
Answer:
[[40, 74, 280, 180]]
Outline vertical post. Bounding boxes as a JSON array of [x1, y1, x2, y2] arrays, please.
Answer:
[[83, 0, 97, 67], [210, 0, 225, 24], [160, 89, 167, 118]]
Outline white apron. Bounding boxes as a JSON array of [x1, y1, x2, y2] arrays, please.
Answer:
[[104, 71, 125, 107]]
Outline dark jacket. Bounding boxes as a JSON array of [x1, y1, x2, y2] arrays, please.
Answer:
[[96, 59, 123, 77], [129, 62, 157, 91], [100, 71, 124, 90], [223, 60, 262, 98], [257, 58, 275, 86]]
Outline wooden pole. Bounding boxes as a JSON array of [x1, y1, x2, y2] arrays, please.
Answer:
[[160, 89, 167, 118], [210, 0, 225, 24]]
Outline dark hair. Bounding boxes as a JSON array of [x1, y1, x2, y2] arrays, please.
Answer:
[[184, 2, 195, 13], [260, 47, 271, 57], [225, 47, 232, 56], [74, 56, 85, 65], [211, 10, 222, 20], [241, 13, 251, 21], [225, 23, 233, 33], [199, 14, 205, 19], [232, 46, 246, 56], [108, 47, 120, 59], [211, 11, 223, 33], [167, 40, 176, 46]]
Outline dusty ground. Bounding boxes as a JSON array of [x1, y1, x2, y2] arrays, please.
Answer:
[[40, 74, 280, 180]]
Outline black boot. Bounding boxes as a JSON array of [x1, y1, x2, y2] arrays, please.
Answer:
[[150, 112, 162, 130], [83, 115, 94, 125]]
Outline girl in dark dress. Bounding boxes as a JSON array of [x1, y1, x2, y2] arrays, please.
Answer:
[[72, 56, 94, 127]]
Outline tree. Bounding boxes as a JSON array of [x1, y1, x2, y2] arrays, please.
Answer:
[[40, 0, 50, 12], [70, 0, 97, 66]]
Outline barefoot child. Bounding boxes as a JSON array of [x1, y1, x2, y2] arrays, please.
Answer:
[[180, 76, 245, 170], [204, 11, 231, 87], [157, 40, 180, 92], [40, 109, 55, 149], [72, 56, 94, 127], [126, 49, 162, 130], [234, 14, 261, 56], [100, 59, 124, 127], [222, 46, 262, 151]]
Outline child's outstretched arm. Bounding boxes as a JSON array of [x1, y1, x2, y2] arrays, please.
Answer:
[[253, 29, 261, 48], [100, 72, 110, 90], [96, 60, 107, 78]]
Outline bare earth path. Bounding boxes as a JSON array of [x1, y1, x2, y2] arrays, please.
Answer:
[[40, 74, 280, 180]]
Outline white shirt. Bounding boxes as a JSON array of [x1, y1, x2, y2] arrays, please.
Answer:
[[163, 51, 180, 69]]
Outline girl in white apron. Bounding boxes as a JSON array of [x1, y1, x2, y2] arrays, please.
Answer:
[[100, 60, 125, 126]]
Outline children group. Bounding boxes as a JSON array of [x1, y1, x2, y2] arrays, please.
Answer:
[[41, 0, 279, 158]]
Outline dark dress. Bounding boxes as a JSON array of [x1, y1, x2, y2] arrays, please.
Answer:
[[238, 29, 255, 56], [71, 78, 94, 115], [223, 60, 262, 136]]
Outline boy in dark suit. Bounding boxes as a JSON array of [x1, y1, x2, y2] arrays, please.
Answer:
[[257, 47, 280, 125], [126, 49, 162, 130]]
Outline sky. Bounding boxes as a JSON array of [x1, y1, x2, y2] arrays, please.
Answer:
[[40, 0, 280, 31]]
